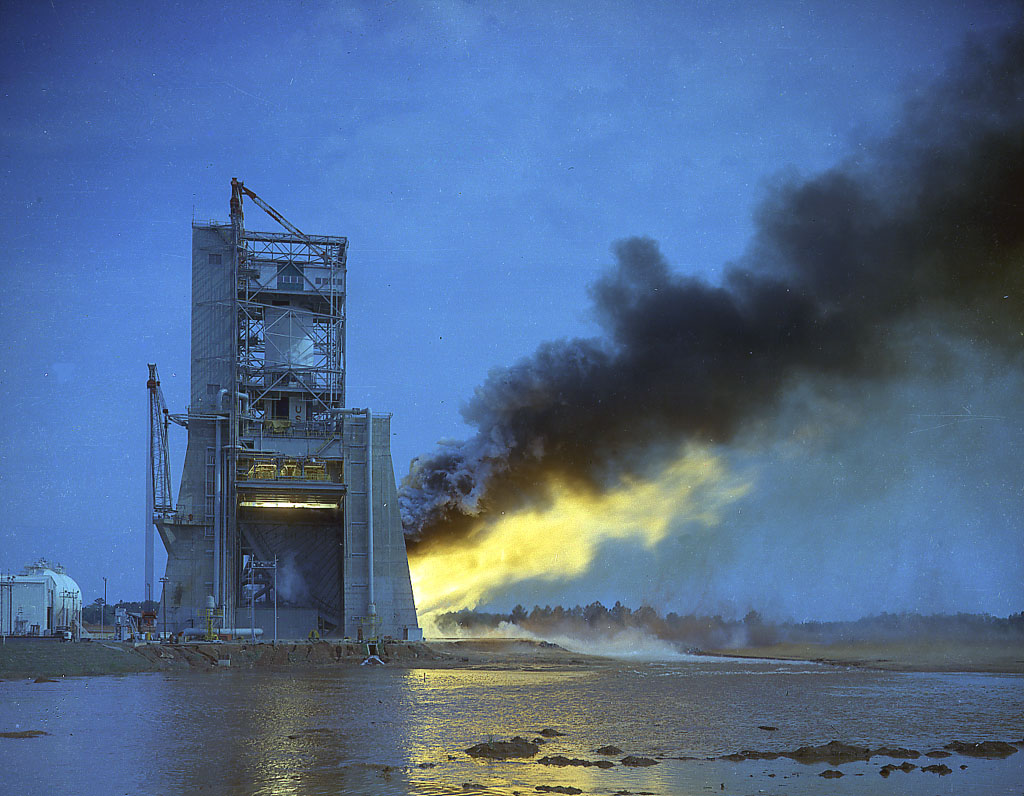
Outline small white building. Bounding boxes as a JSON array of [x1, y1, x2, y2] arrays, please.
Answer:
[[0, 560, 83, 638]]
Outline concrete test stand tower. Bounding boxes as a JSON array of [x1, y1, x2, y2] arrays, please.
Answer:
[[149, 179, 421, 640]]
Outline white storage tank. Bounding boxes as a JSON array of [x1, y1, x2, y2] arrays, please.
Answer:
[[0, 560, 83, 637]]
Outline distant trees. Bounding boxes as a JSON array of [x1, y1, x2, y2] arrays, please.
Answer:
[[81, 599, 158, 625], [432, 603, 1024, 650], [82, 598, 113, 625]]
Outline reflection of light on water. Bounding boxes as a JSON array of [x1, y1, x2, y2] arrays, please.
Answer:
[[394, 668, 675, 795], [396, 669, 588, 776], [229, 678, 343, 796], [174, 674, 418, 795], [398, 668, 596, 759]]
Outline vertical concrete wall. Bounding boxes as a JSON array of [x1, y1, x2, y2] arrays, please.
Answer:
[[190, 226, 233, 411], [157, 516, 211, 630], [342, 415, 369, 636], [342, 414, 421, 639], [370, 415, 421, 639], [159, 225, 232, 628]]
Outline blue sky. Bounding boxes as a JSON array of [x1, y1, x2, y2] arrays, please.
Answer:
[[1, 0, 1019, 609]]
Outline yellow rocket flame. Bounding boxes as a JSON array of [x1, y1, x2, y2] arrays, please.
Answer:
[[410, 445, 750, 632]]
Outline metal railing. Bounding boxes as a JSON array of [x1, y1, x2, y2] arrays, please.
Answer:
[[237, 458, 337, 483], [241, 419, 340, 438]]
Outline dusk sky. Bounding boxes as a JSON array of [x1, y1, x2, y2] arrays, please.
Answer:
[[1, 1, 1020, 615]]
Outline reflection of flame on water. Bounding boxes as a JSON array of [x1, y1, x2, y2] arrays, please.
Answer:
[[410, 445, 750, 633]]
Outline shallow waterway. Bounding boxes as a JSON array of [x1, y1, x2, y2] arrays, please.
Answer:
[[1, 657, 1021, 795]]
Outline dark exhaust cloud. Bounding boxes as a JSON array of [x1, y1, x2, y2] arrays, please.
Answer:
[[401, 24, 1024, 551]]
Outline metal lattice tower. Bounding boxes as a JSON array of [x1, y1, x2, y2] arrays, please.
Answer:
[[146, 363, 173, 604]]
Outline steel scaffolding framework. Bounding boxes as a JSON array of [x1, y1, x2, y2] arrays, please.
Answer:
[[236, 229, 348, 416], [223, 179, 350, 628]]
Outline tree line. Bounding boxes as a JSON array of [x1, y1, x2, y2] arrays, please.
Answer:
[[434, 602, 1024, 649], [82, 600, 158, 625]]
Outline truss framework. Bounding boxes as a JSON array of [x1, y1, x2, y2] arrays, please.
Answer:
[[236, 228, 348, 423], [147, 364, 174, 514]]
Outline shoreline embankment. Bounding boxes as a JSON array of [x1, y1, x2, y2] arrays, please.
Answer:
[[2, 636, 1022, 679], [0, 637, 604, 679]]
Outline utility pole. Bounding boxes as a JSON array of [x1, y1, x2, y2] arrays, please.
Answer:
[[248, 563, 255, 644], [59, 589, 75, 640], [101, 576, 107, 638], [1, 573, 9, 644], [159, 577, 169, 641]]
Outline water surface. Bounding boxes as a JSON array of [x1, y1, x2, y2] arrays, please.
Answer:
[[2, 659, 1021, 794]]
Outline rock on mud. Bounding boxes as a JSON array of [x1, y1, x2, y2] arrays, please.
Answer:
[[465, 737, 540, 759], [719, 750, 780, 761], [538, 728, 566, 737], [818, 769, 844, 778], [879, 762, 917, 777], [538, 755, 613, 768], [922, 763, 953, 775], [784, 741, 872, 765], [594, 745, 624, 755], [620, 755, 659, 767], [536, 787, 582, 795], [872, 746, 920, 759], [944, 740, 1018, 758], [0, 730, 50, 739], [744, 750, 781, 760]]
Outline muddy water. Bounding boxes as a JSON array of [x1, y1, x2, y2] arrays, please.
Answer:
[[1, 658, 1021, 795]]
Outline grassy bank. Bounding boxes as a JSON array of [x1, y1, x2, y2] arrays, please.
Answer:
[[704, 639, 1024, 673], [0, 639, 162, 678]]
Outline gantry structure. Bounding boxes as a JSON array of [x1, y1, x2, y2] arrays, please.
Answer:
[[148, 180, 421, 639]]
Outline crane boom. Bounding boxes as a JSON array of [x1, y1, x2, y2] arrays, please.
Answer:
[[147, 364, 174, 514], [145, 362, 174, 604], [230, 177, 333, 264]]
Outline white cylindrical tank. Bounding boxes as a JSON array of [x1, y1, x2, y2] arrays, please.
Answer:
[[4, 561, 83, 635]]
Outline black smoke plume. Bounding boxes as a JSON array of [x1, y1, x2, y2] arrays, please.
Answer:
[[401, 24, 1024, 551]]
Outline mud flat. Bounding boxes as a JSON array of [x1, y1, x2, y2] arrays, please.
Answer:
[[0, 637, 607, 679], [703, 639, 1024, 673]]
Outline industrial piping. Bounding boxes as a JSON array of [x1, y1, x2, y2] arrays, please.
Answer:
[[145, 405, 154, 604], [181, 627, 263, 639], [213, 389, 249, 619], [366, 407, 375, 621], [213, 389, 230, 613]]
